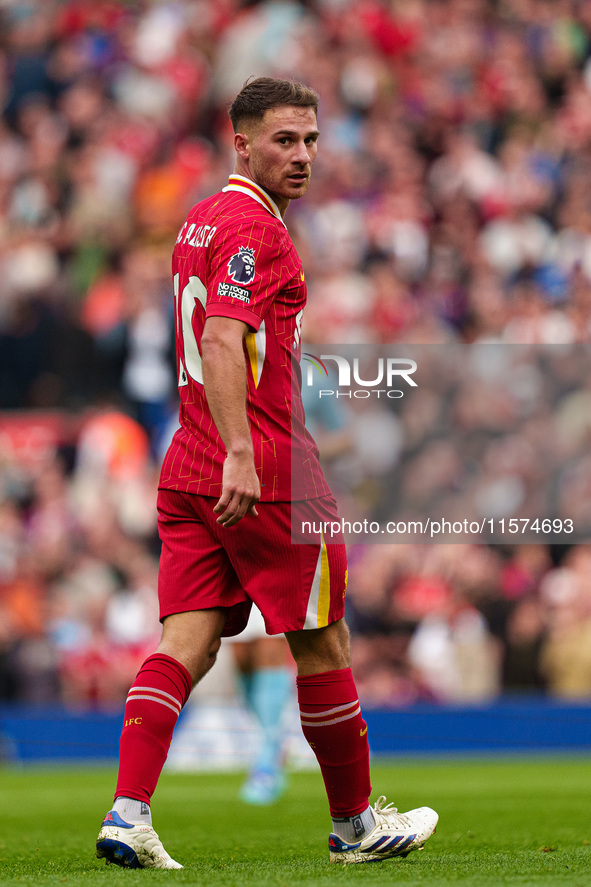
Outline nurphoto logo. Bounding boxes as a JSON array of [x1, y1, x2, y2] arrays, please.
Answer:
[[303, 351, 418, 399]]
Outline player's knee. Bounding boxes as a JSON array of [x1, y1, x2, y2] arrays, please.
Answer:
[[191, 639, 221, 684], [286, 618, 351, 674]]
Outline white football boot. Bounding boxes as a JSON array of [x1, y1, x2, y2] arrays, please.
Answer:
[[96, 810, 183, 869], [329, 796, 438, 864]]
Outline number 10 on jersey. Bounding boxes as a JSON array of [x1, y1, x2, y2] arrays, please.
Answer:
[[174, 272, 207, 387]]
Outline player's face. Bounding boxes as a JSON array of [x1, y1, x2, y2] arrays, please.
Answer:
[[238, 105, 319, 214]]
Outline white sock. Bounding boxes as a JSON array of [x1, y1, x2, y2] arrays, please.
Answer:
[[113, 797, 152, 824], [331, 805, 376, 842]]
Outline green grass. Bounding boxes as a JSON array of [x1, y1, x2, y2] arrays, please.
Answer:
[[1, 758, 590, 885]]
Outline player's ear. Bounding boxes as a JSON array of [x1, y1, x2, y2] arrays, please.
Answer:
[[234, 132, 250, 160]]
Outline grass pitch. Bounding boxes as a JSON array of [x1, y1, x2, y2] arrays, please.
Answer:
[[1, 758, 590, 886]]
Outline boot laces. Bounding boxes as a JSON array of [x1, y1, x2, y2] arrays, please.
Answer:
[[373, 796, 413, 829]]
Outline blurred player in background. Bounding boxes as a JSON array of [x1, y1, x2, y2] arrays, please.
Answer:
[[96, 77, 437, 870], [226, 606, 292, 805]]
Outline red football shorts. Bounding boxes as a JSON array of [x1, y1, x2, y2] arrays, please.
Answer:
[[157, 490, 348, 636]]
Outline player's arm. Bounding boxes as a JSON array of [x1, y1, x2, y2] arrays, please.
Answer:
[[200, 315, 260, 528]]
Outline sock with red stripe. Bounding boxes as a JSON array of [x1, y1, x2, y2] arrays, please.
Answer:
[[114, 653, 193, 805], [296, 667, 371, 820]]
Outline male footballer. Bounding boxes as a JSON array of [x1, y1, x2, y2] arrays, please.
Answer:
[[96, 76, 438, 869]]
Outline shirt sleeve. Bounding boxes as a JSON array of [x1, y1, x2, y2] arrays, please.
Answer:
[[206, 220, 289, 330]]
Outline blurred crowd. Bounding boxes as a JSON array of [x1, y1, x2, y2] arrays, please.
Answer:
[[312, 343, 591, 543], [2, 0, 591, 707], [346, 542, 591, 705]]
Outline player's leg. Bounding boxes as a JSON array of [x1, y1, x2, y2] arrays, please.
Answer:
[[286, 618, 438, 864], [114, 609, 226, 804], [96, 609, 226, 869], [97, 490, 251, 869], [230, 498, 373, 837], [231, 622, 292, 804], [202, 494, 437, 864], [285, 618, 373, 835]]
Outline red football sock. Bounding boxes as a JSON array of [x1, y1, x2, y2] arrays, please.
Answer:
[[296, 667, 371, 817], [115, 653, 193, 804]]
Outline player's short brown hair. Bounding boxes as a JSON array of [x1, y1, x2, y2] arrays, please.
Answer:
[[228, 77, 319, 132]]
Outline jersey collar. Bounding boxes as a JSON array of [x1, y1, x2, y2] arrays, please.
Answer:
[[223, 175, 286, 228]]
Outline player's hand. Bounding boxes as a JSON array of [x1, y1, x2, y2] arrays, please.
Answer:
[[213, 452, 260, 527]]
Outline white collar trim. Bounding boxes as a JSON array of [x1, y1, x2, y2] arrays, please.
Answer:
[[222, 175, 286, 228]]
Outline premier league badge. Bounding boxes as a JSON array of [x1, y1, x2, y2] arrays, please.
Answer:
[[227, 246, 256, 284]]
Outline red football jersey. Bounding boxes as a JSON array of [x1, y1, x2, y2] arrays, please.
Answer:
[[159, 174, 331, 502]]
